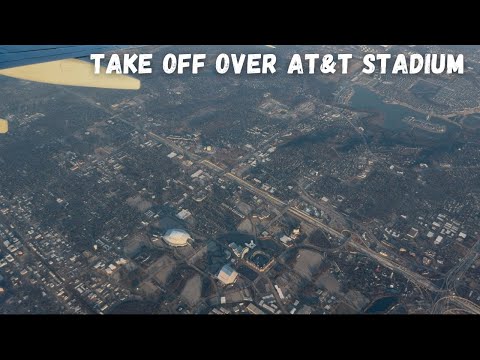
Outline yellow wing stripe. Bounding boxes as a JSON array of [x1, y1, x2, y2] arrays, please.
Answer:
[[0, 59, 141, 90]]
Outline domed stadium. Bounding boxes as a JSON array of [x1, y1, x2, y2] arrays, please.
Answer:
[[162, 229, 191, 247]]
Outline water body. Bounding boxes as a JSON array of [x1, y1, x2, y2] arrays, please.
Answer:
[[365, 296, 398, 314], [349, 86, 447, 131], [463, 113, 480, 129]]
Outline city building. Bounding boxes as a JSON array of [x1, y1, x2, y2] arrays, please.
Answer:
[[229, 242, 249, 258], [217, 264, 238, 285]]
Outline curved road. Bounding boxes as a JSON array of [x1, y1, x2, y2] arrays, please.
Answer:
[[61, 89, 480, 315]]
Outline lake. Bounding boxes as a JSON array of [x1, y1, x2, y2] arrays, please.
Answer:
[[463, 113, 480, 129], [349, 85, 447, 131]]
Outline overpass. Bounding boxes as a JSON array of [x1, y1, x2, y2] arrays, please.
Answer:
[[99, 113, 477, 313]]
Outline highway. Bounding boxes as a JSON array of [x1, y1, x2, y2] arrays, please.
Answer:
[[62, 89, 480, 314], [225, 169, 343, 238], [222, 168, 442, 292], [127, 126, 446, 298], [449, 296, 480, 314], [444, 239, 480, 291], [194, 156, 480, 312], [433, 295, 480, 315], [348, 241, 438, 292]]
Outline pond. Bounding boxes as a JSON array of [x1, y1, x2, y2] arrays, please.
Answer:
[[365, 296, 398, 314]]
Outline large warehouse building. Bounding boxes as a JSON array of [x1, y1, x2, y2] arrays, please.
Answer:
[[162, 229, 192, 247], [217, 264, 238, 285]]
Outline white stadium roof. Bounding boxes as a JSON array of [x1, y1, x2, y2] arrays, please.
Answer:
[[163, 229, 191, 247]]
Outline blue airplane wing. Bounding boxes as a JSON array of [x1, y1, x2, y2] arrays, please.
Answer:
[[0, 45, 141, 70]]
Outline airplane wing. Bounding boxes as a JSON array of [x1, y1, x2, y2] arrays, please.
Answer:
[[0, 45, 143, 133], [0, 45, 133, 70], [0, 45, 142, 90]]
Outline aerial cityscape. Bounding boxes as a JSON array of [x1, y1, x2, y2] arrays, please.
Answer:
[[1, 45, 480, 314]]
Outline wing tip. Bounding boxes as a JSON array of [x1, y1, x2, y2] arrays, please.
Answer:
[[0, 119, 8, 134], [132, 79, 141, 90]]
